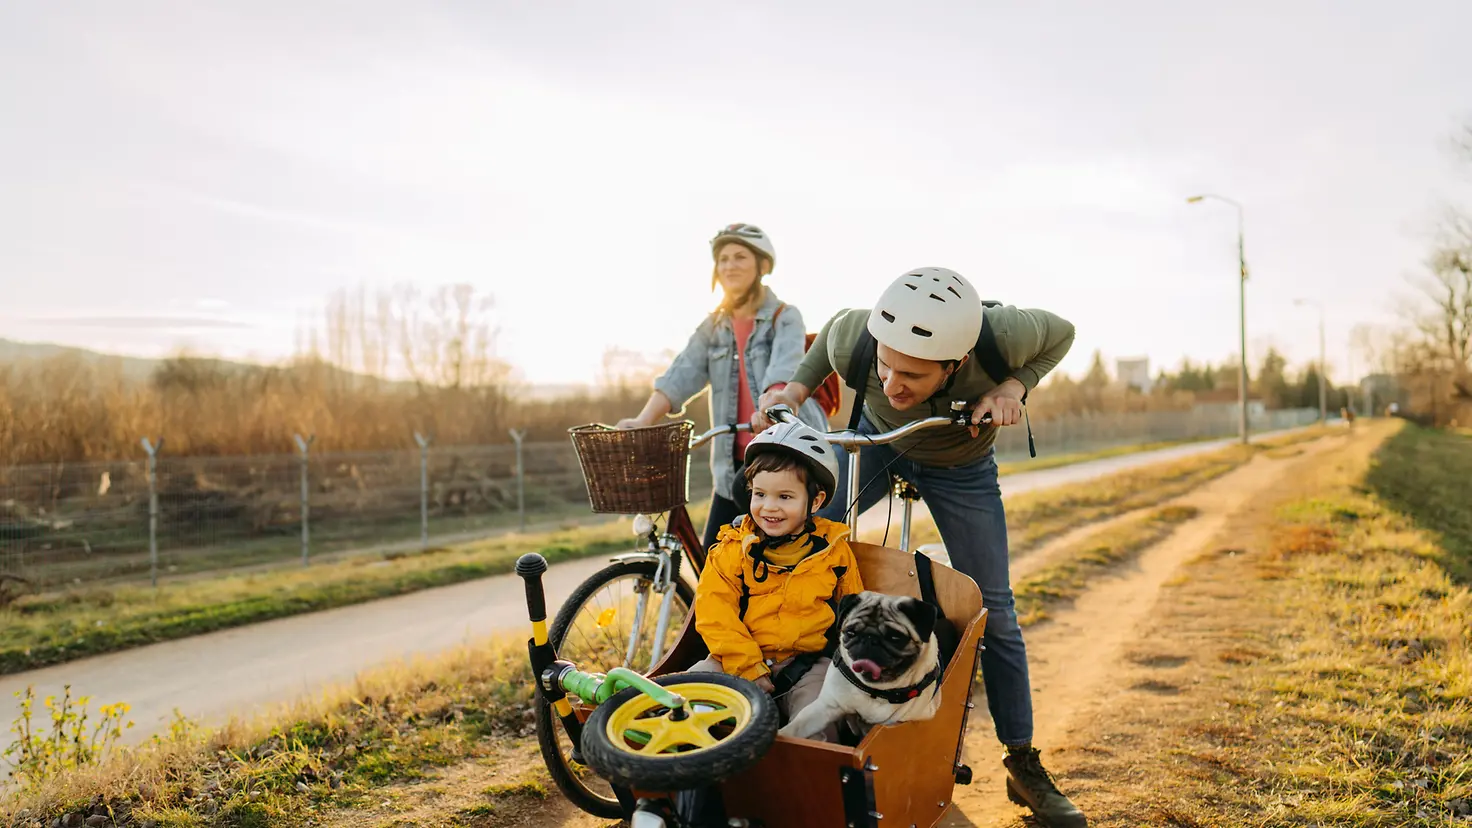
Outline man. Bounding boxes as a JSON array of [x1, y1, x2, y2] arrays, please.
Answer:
[[755, 266, 1085, 827]]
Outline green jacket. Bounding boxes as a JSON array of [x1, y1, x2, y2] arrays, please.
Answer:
[[791, 306, 1076, 467]]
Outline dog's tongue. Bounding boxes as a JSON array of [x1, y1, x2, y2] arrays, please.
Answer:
[[850, 659, 883, 681]]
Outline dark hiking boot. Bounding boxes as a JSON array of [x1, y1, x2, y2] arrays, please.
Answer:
[[1003, 747, 1087, 827]]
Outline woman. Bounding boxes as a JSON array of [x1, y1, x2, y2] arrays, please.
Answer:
[[617, 222, 830, 550]]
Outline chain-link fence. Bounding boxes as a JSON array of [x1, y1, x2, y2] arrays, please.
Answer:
[[1, 407, 1321, 589]]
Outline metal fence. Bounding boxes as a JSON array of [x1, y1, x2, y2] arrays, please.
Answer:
[[0, 407, 1321, 589]]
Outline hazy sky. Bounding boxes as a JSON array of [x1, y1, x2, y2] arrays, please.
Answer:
[[3, 1, 1470, 387]]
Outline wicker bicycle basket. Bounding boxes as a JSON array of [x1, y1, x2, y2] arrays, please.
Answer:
[[568, 420, 696, 514]]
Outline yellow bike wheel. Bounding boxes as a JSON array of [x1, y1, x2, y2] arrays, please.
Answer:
[[581, 672, 778, 792]]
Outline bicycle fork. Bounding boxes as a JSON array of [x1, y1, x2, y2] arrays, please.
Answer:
[[622, 542, 679, 670]]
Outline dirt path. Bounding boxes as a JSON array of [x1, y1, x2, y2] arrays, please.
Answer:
[[940, 432, 1350, 826]]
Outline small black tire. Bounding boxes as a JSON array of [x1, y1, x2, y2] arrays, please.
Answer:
[[580, 672, 778, 792], [535, 557, 695, 819]]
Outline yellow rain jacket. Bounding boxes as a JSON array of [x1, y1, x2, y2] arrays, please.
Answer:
[[694, 515, 865, 681]]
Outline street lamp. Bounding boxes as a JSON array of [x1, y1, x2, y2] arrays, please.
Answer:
[[1187, 193, 1250, 444], [1294, 298, 1328, 423]]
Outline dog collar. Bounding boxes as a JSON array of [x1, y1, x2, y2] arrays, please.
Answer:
[[834, 652, 941, 705]]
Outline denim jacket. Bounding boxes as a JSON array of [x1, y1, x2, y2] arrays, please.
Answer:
[[653, 288, 830, 501]]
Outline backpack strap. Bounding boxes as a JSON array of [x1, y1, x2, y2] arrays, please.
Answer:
[[843, 320, 878, 432], [973, 304, 1022, 402]]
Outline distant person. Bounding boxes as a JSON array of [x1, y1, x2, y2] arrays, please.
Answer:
[[617, 223, 829, 550]]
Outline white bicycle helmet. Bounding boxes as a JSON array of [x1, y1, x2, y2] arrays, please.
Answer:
[[710, 223, 776, 267], [867, 267, 983, 362], [743, 419, 839, 504]]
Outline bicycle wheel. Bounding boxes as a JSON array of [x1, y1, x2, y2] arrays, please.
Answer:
[[535, 557, 696, 818]]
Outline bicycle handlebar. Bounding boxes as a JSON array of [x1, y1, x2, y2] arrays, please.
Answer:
[[684, 400, 991, 453]]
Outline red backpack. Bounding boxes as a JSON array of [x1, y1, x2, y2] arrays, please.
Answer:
[[773, 304, 843, 418]]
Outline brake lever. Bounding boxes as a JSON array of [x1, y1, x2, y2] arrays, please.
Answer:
[[950, 401, 993, 427]]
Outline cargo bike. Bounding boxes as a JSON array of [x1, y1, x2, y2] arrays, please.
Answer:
[[520, 404, 991, 827]]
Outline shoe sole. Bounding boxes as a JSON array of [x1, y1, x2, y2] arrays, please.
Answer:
[[1005, 775, 1088, 827]]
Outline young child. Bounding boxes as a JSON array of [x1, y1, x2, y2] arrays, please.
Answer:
[[690, 419, 863, 740]]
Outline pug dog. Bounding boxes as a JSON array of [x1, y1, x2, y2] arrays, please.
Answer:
[[778, 591, 944, 741]]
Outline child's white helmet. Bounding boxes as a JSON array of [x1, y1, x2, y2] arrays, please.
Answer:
[[743, 420, 839, 504]]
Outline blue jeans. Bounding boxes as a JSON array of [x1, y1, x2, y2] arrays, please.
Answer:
[[817, 414, 1033, 747]]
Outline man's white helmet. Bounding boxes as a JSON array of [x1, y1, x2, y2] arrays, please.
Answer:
[[743, 419, 839, 504], [867, 267, 983, 362], [710, 223, 776, 267]]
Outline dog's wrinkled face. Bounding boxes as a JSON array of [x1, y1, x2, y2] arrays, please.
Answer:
[[836, 592, 938, 683]]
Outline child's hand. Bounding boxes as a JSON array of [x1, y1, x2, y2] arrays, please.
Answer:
[[754, 675, 775, 694]]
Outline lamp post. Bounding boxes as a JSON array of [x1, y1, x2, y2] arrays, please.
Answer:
[[1187, 194, 1249, 444], [1294, 298, 1328, 423]]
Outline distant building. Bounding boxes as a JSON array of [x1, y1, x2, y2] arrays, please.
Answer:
[[1115, 356, 1152, 394]]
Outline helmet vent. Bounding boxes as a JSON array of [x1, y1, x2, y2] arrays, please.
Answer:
[[880, 311, 895, 323], [947, 285, 962, 299], [905, 283, 918, 291], [911, 326, 933, 338], [928, 293, 947, 303]]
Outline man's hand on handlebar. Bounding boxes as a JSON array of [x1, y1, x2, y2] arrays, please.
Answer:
[[754, 675, 775, 694], [971, 378, 1027, 436]]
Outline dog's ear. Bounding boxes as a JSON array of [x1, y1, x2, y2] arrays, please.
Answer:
[[898, 597, 938, 642], [837, 593, 862, 625]]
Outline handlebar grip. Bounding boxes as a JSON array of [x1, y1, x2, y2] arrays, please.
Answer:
[[516, 553, 549, 625]]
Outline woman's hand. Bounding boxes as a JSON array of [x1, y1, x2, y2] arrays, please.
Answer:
[[754, 675, 775, 694], [753, 385, 803, 432], [615, 417, 648, 430]]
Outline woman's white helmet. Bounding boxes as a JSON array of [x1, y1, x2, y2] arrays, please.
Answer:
[[867, 267, 983, 362], [710, 223, 776, 267], [743, 419, 840, 505]]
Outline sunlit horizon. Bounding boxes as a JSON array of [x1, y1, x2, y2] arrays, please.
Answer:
[[5, 2, 1470, 388]]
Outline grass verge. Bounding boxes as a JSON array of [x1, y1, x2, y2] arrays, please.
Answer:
[[1060, 420, 1472, 826], [900, 425, 1330, 556], [0, 518, 649, 676], [1013, 504, 1200, 626], [995, 435, 1220, 476], [2, 636, 540, 828]]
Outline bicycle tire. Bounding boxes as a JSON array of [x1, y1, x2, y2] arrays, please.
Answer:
[[580, 672, 778, 792], [535, 557, 697, 818]]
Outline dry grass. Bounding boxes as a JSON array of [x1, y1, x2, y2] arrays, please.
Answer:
[[1014, 504, 1201, 625], [0, 353, 663, 466], [1, 634, 539, 827], [901, 425, 1331, 556], [1057, 420, 1472, 826]]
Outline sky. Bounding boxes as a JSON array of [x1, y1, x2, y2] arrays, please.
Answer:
[[2, 1, 1470, 389]]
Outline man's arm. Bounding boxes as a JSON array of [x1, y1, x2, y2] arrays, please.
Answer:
[[1007, 308, 1077, 392], [973, 308, 1076, 430]]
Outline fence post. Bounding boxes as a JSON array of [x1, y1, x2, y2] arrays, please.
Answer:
[[509, 429, 526, 533], [414, 431, 433, 550], [139, 437, 164, 587], [294, 434, 315, 566]]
